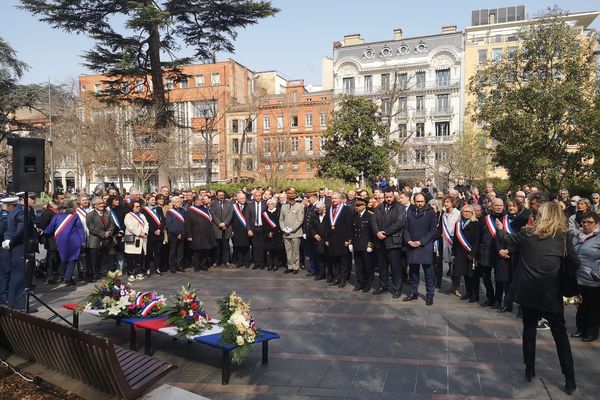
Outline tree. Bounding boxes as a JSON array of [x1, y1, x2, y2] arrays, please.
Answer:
[[318, 95, 390, 183], [468, 8, 600, 192]]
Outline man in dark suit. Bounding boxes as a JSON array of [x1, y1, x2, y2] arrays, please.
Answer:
[[303, 191, 319, 276], [325, 192, 353, 288], [38, 191, 65, 284], [309, 202, 329, 280], [231, 191, 251, 268], [211, 190, 232, 267], [248, 188, 268, 270], [371, 189, 406, 297], [397, 191, 412, 283], [350, 198, 374, 292], [185, 194, 216, 271], [86, 197, 115, 281]]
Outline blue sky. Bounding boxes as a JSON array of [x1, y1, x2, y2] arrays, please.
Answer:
[[2, 0, 599, 86]]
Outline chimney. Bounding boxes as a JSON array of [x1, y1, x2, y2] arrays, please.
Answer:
[[343, 34, 364, 46], [394, 28, 403, 40], [442, 25, 457, 34]]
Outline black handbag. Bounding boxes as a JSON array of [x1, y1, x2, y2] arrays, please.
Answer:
[[123, 234, 136, 244], [560, 236, 580, 297]]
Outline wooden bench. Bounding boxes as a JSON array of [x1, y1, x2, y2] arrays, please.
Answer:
[[0, 306, 177, 400], [133, 318, 281, 385]]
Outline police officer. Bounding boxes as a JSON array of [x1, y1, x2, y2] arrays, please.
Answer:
[[0, 196, 13, 305], [349, 198, 374, 292]]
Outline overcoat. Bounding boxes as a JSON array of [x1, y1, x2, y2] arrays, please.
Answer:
[[371, 202, 405, 249], [404, 205, 437, 265], [124, 212, 149, 255], [324, 204, 353, 257], [44, 213, 86, 262], [451, 219, 481, 277], [185, 205, 216, 250], [231, 202, 251, 247]]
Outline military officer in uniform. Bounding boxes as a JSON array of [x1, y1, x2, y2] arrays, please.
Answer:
[[0, 196, 15, 305], [349, 198, 375, 292]]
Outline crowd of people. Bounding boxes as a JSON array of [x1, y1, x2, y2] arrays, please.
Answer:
[[0, 179, 597, 395]]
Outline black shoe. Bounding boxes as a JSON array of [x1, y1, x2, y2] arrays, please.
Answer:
[[306, 272, 314, 277], [403, 294, 418, 302], [490, 303, 501, 310], [314, 275, 325, 281], [47, 277, 59, 285], [353, 287, 362, 292], [460, 294, 470, 300], [571, 331, 584, 338], [284, 269, 293, 274], [481, 300, 495, 307], [392, 293, 401, 299], [292, 270, 298, 275], [361, 288, 371, 293], [582, 335, 598, 342], [252, 265, 259, 270], [338, 281, 346, 288], [170, 269, 177, 273], [426, 295, 433, 306], [65, 280, 76, 286], [469, 298, 479, 303], [525, 367, 536, 382], [372, 288, 387, 295], [565, 377, 576, 395], [497, 306, 513, 313], [329, 280, 340, 286]]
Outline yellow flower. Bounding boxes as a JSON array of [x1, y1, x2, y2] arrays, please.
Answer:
[[236, 335, 245, 346]]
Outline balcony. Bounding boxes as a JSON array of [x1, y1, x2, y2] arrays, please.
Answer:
[[414, 109, 427, 118], [432, 107, 454, 117], [334, 80, 461, 96]]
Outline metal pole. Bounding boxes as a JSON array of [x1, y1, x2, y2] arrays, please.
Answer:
[[204, 113, 210, 189], [23, 191, 31, 313], [48, 78, 54, 193]]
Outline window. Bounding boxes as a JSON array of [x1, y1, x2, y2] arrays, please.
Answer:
[[135, 80, 144, 92], [291, 115, 299, 128], [320, 137, 327, 152], [305, 113, 313, 127], [492, 48, 502, 62], [364, 75, 373, 93], [507, 47, 517, 60], [195, 75, 204, 87], [381, 73, 390, 89], [263, 116, 270, 130], [291, 91, 297, 102], [306, 162, 313, 171], [245, 138, 254, 153], [180, 77, 189, 88], [94, 83, 101, 93], [245, 118, 256, 133], [342, 77, 355, 94], [246, 159, 254, 171], [398, 151, 408, 164], [436, 69, 450, 87], [416, 123, 425, 137], [232, 139, 240, 153], [291, 164, 299, 172], [305, 136, 313, 153], [263, 138, 271, 154], [277, 138, 285, 153], [231, 119, 239, 133], [435, 121, 450, 136], [211, 73, 220, 86], [264, 164, 271, 171], [166, 78, 174, 90], [320, 112, 327, 127], [396, 73, 408, 90], [382, 99, 391, 116], [398, 124, 407, 138], [277, 115, 284, 129], [435, 149, 448, 162], [436, 94, 449, 112], [191, 101, 216, 118], [291, 137, 299, 152], [278, 163, 285, 171], [415, 148, 426, 163], [416, 71, 426, 89], [398, 97, 407, 111], [416, 96, 425, 111], [478, 49, 487, 64]]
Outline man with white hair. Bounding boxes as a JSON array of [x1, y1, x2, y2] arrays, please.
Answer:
[[325, 192, 353, 287], [231, 191, 251, 268], [86, 197, 115, 281], [280, 188, 304, 274]]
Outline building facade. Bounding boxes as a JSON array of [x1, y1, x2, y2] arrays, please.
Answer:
[[331, 27, 464, 183]]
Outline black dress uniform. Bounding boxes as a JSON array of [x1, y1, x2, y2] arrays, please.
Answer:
[[351, 204, 374, 291]]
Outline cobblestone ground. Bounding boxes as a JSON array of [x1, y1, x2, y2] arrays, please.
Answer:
[[29, 267, 597, 400]]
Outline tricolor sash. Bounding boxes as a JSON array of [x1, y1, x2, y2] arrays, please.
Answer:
[[455, 221, 472, 253], [233, 203, 247, 228], [329, 204, 344, 228], [168, 208, 185, 223], [189, 205, 212, 222], [54, 214, 77, 240], [107, 207, 122, 229], [47, 206, 58, 215], [485, 215, 497, 238], [129, 212, 145, 228], [76, 207, 88, 220], [442, 218, 453, 245], [143, 206, 162, 226], [263, 211, 277, 229], [502, 214, 514, 234]]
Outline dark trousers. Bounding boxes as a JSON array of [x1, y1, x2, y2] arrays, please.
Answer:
[[433, 252, 443, 289], [576, 285, 600, 337], [77, 247, 88, 279], [377, 248, 402, 294], [495, 281, 508, 306], [400, 250, 408, 283], [125, 253, 144, 275], [88, 248, 104, 279], [192, 249, 211, 271], [233, 246, 250, 267], [145, 238, 162, 273], [8, 245, 25, 310], [330, 255, 348, 283], [215, 238, 231, 265], [315, 252, 327, 277], [522, 306, 574, 378], [46, 249, 61, 279], [354, 250, 373, 290], [266, 248, 283, 269], [307, 240, 318, 274], [0, 249, 11, 304], [168, 237, 184, 272], [409, 263, 435, 297], [475, 264, 495, 301]]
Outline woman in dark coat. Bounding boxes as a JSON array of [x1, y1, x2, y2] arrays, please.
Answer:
[[263, 199, 284, 271], [185, 195, 216, 271], [497, 201, 578, 395], [309, 202, 330, 281], [451, 205, 480, 302]]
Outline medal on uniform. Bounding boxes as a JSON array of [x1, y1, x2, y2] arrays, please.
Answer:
[[329, 204, 343, 230]]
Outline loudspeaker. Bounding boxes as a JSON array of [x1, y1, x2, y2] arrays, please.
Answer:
[[7, 137, 46, 192]]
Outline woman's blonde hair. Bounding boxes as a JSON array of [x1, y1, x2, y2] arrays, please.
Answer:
[[461, 205, 478, 222], [529, 201, 567, 238]]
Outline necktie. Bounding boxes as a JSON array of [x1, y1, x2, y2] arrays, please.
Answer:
[[99, 212, 107, 226], [221, 201, 224, 211], [256, 203, 261, 226], [385, 205, 389, 213]]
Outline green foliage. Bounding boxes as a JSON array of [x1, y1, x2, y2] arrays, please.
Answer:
[[468, 8, 600, 193], [204, 178, 356, 196], [318, 95, 391, 182]]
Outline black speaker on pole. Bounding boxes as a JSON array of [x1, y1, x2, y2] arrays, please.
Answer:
[[7, 136, 46, 193]]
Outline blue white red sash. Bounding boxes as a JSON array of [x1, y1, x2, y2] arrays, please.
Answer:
[[503, 214, 514, 234], [54, 214, 77, 240], [107, 207, 122, 229], [455, 220, 472, 253], [129, 212, 145, 228], [442, 218, 453, 245], [189, 205, 212, 222], [143, 206, 162, 226], [233, 203, 247, 228], [76, 207, 88, 220], [329, 204, 344, 227], [485, 215, 497, 238], [168, 208, 185, 223], [47, 206, 58, 215], [263, 211, 277, 228]]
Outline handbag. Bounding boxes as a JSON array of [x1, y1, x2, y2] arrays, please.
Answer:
[[560, 235, 580, 297], [123, 234, 136, 244]]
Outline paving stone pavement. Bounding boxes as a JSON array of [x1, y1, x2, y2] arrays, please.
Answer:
[[28, 267, 598, 400]]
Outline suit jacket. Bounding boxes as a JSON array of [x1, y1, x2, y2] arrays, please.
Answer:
[[211, 199, 233, 239], [39, 203, 59, 251], [248, 200, 268, 232], [166, 207, 186, 238], [452, 220, 481, 276], [404, 205, 438, 265], [231, 202, 251, 246], [371, 202, 405, 249], [86, 209, 116, 249], [352, 210, 374, 251], [309, 212, 329, 254], [325, 204, 353, 256], [142, 206, 165, 241], [185, 205, 216, 250], [279, 201, 304, 238]]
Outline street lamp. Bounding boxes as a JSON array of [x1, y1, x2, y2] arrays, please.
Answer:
[[203, 108, 212, 188]]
